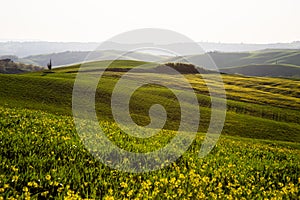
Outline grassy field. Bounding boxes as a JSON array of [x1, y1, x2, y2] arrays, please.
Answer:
[[0, 60, 299, 199]]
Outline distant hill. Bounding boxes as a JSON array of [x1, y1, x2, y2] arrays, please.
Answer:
[[1, 41, 300, 57], [0, 41, 99, 57], [170, 49, 300, 70], [10, 49, 300, 69], [17, 50, 169, 67], [221, 64, 300, 78], [0, 59, 43, 74], [2, 48, 300, 77]]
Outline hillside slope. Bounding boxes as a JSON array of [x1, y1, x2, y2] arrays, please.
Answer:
[[1, 59, 299, 199], [3, 49, 300, 79], [1, 105, 299, 199], [18, 50, 169, 67], [0, 60, 299, 142], [221, 64, 300, 77], [171, 49, 300, 69]]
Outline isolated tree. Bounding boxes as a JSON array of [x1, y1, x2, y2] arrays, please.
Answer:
[[47, 59, 52, 70]]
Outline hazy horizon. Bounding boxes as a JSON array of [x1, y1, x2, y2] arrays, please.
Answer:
[[0, 39, 300, 45], [1, 0, 300, 44]]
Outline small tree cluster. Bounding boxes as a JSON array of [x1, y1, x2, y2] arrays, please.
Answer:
[[156, 62, 200, 74]]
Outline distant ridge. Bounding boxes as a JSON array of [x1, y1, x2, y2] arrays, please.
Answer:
[[1, 41, 300, 57], [17, 50, 169, 67], [221, 64, 300, 78], [1, 46, 300, 77], [170, 49, 300, 69]]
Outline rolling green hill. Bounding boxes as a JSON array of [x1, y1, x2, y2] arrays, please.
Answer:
[[0, 60, 299, 142], [0, 60, 299, 199], [1, 105, 299, 199], [171, 49, 300, 70], [5, 49, 300, 78], [221, 64, 300, 78], [18, 50, 168, 67]]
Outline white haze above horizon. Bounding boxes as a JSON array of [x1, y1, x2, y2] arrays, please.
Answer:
[[1, 0, 300, 44]]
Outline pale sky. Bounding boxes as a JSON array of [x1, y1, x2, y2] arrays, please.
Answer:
[[1, 0, 299, 43]]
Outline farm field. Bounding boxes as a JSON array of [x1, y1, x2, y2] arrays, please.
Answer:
[[0, 60, 299, 199]]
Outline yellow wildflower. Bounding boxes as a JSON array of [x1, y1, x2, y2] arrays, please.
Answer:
[[11, 166, 19, 172], [45, 175, 51, 181], [23, 186, 29, 192], [12, 175, 19, 182], [120, 182, 128, 188], [41, 191, 49, 197], [127, 190, 133, 197], [179, 174, 185, 179], [104, 196, 114, 200]]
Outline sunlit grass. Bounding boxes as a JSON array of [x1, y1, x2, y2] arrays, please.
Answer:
[[0, 106, 299, 199], [0, 60, 300, 199]]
